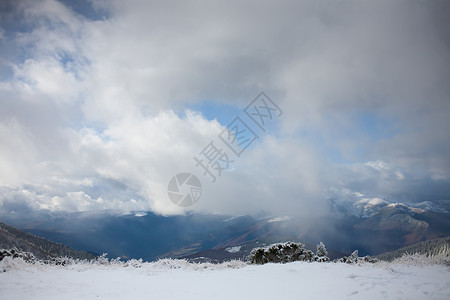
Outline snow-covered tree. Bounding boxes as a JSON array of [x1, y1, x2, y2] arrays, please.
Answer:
[[314, 242, 330, 262], [316, 242, 328, 257], [349, 250, 359, 263]]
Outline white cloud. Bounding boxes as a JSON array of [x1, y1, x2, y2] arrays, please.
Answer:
[[0, 119, 38, 187], [0, 0, 449, 216]]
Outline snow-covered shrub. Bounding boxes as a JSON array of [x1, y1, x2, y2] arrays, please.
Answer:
[[0, 248, 37, 263], [362, 255, 378, 263], [314, 256, 330, 262], [391, 252, 450, 266], [151, 258, 247, 271], [123, 258, 143, 268], [335, 250, 358, 263], [151, 258, 191, 269], [48, 256, 76, 266], [110, 257, 123, 265], [247, 242, 315, 264], [0, 248, 41, 272], [0, 256, 31, 272], [349, 250, 359, 263], [334, 250, 378, 264], [217, 260, 247, 269], [95, 253, 110, 265]]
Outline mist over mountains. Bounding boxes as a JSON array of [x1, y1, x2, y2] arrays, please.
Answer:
[[1, 197, 448, 262]]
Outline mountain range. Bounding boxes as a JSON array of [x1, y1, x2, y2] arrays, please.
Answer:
[[0, 198, 448, 262]]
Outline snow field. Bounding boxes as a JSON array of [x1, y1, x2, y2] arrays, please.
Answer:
[[0, 257, 449, 300]]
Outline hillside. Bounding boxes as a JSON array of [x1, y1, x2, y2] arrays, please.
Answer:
[[0, 221, 96, 260], [376, 236, 450, 262]]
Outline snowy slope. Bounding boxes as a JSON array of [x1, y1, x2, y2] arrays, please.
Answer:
[[1, 258, 449, 300]]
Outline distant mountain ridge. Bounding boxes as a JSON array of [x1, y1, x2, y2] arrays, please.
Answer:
[[331, 197, 449, 219], [0, 221, 96, 260], [179, 200, 450, 262], [0, 197, 448, 262]]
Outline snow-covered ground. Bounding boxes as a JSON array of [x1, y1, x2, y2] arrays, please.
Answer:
[[1, 257, 449, 300]]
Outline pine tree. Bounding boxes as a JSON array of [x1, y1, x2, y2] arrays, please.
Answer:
[[316, 242, 328, 257]]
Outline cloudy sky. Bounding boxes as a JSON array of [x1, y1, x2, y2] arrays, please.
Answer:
[[0, 0, 449, 217]]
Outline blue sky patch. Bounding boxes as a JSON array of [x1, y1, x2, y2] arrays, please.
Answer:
[[187, 100, 243, 127], [356, 111, 398, 141]]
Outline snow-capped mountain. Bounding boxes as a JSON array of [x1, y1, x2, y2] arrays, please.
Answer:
[[329, 189, 448, 219]]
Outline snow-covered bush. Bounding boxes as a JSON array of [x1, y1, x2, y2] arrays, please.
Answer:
[[334, 250, 378, 264], [362, 255, 379, 263], [247, 242, 315, 264], [217, 260, 247, 269], [391, 252, 450, 266], [0, 249, 248, 272], [335, 250, 359, 263], [95, 253, 110, 265], [151, 258, 191, 269], [48, 256, 76, 266], [123, 258, 143, 268], [0, 248, 37, 263], [0, 256, 31, 272], [349, 250, 358, 263]]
